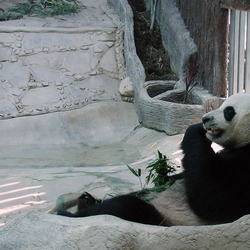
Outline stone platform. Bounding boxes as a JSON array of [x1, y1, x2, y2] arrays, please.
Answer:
[[0, 0, 249, 249]]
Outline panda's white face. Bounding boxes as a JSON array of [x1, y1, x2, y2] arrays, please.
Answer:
[[202, 93, 250, 148]]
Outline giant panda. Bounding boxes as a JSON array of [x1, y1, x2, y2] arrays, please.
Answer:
[[57, 93, 250, 226]]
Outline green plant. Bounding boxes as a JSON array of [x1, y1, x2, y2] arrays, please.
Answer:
[[0, 8, 23, 21], [127, 165, 143, 188], [146, 150, 176, 187], [2, 0, 82, 20], [127, 150, 177, 192]]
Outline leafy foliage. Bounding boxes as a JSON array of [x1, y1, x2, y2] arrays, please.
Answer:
[[146, 150, 176, 187], [1, 0, 82, 20], [0, 9, 23, 21], [127, 165, 143, 189], [127, 150, 177, 192]]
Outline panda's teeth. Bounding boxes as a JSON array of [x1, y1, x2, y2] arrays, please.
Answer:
[[206, 127, 223, 137], [207, 128, 216, 134]]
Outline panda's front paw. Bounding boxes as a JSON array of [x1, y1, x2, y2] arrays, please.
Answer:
[[184, 123, 206, 139], [77, 192, 101, 212], [181, 123, 208, 150], [186, 123, 206, 136]]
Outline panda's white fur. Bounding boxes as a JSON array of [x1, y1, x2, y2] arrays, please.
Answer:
[[150, 181, 206, 226]]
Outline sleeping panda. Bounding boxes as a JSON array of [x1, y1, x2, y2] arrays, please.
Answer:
[[57, 93, 250, 226]]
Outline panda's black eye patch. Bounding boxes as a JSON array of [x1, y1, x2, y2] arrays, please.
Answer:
[[224, 106, 236, 121]]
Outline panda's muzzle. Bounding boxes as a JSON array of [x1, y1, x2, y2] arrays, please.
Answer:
[[202, 116, 212, 124], [204, 126, 224, 138], [202, 116, 224, 138]]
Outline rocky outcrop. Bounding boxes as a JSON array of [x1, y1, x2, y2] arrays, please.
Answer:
[[1, 210, 250, 250]]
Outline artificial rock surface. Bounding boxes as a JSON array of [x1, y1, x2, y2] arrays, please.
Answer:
[[1, 210, 250, 250], [0, 2, 121, 119], [0, 0, 249, 249]]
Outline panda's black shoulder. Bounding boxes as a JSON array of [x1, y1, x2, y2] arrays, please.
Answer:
[[217, 144, 250, 170]]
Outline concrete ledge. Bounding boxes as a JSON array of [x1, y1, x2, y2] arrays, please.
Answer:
[[2, 210, 250, 249]]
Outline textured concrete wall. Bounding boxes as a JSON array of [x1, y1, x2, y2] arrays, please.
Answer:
[[108, 0, 220, 135], [145, 0, 229, 97], [144, 0, 197, 81], [175, 0, 229, 97], [108, 0, 146, 88], [221, 0, 250, 11]]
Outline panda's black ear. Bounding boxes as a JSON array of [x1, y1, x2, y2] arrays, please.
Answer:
[[224, 106, 236, 122]]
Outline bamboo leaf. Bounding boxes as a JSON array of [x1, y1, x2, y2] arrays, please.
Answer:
[[137, 168, 141, 177], [127, 165, 140, 177]]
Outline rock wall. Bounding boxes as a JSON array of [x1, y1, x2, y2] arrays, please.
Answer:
[[108, 0, 221, 135], [0, 4, 123, 119], [144, 0, 198, 81]]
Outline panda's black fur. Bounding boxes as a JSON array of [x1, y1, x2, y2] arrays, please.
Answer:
[[58, 93, 250, 225], [58, 192, 168, 226], [181, 123, 250, 223]]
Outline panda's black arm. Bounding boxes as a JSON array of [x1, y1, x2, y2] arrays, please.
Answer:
[[170, 172, 184, 179], [181, 123, 221, 173], [180, 123, 226, 222], [57, 211, 78, 217]]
